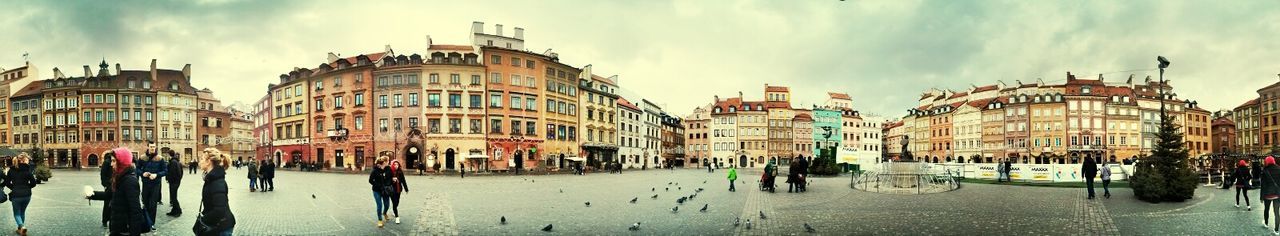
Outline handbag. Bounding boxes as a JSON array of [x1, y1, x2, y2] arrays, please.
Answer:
[[0, 190, 7, 204], [193, 201, 223, 235]]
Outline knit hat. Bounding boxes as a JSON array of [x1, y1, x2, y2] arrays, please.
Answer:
[[113, 147, 134, 174], [1241, 160, 1250, 167], [1266, 156, 1276, 167]]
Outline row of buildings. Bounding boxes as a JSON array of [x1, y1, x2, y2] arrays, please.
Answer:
[[880, 72, 1214, 164], [252, 22, 686, 172], [1219, 75, 1280, 157], [0, 60, 254, 167], [682, 86, 884, 169]]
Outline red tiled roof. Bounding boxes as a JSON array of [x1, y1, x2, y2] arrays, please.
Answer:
[[919, 94, 934, 101], [973, 85, 998, 93], [948, 92, 969, 99], [1019, 83, 1039, 88], [966, 98, 994, 108], [739, 101, 767, 112], [331, 52, 386, 67], [916, 105, 930, 111], [12, 81, 43, 97], [948, 101, 965, 109], [828, 92, 851, 100], [792, 113, 813, 121], [1212, 117, 1235, 126], [617, 97, 641, 111], [1237, 98, 1260, 110], [713, 97, 743, 114], [591, 75, 616, 86], [428, 45, 473, 51], [766, 86, 790, 93]]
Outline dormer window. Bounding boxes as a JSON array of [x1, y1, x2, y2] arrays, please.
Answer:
[[729, 106, 736, 112], [714, 107, 721, 113], [1082, 85, 1091, 94], [169, 81, 179, 91]]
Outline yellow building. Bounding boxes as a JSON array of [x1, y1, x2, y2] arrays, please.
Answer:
[[577, 66, 620, 167], [270, 68, 311, 164]]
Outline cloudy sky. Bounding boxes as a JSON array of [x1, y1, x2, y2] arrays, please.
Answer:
[[2, 0, 1278, 118]]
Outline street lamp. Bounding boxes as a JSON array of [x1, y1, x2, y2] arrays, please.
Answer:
[[1157, 56, 1170, 118]]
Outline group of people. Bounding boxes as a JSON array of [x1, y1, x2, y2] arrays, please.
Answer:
[[1080, 156, 1114, 199], [80, 143, 237, 235], [786, 157, 809, 193], [245, 160, 277, 192], [1231, 156, 1280, 234], [604, 162, 624, 174], [368, 156, 410, 228]]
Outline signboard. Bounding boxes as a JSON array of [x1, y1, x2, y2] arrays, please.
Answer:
[[975, 164, 998, 179], [1053, 164, 1083, 182], [1027, 166, 1053, 182]]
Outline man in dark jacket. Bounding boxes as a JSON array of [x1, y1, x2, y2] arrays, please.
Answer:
[[165, 151, 184, 217], [136, 143, 167, 227], [99, 152, 115, 228], [263, 160, 275, 191], [1082, 154, 1098, 199]]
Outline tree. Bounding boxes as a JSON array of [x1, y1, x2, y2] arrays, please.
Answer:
[[26, 146, 52, 182], [1130, 112, 1198, 202]]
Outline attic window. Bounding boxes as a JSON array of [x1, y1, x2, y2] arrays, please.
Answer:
[[169, 81, 179, 91], [1082, 86, 1091, 94]]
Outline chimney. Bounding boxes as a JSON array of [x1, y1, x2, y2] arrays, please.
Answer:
[[83, 65, 92, 77], [327, 52, 339, 63], [150, 59, 158, 81], [471, 21, 484, 34], [1066, 71, 1075, 81], [514, 27, 524, 39], [1097, 74, 1103, 82], [114, 63, 121, 75], [182, 64, 192, 81], [714, 95, 720, 103], [495, 24, 504, 36], [425, 35, 433, 46], [1126, 74, 1134, 84], [738, 91, 743, 99], [52, 67, 64, 79]]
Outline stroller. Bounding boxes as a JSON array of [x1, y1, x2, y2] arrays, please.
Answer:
[[760, 171, 777, 192]]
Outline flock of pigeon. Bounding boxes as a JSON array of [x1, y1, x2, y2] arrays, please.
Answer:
[[492, 179, 817, 233]]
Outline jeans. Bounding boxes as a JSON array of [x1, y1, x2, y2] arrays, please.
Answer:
[[1238, 186, 1251, 206], [373, 191, 390, 221], [1267, 199, 1280, 231], [11, 196, 30, 228], [220, 226, 234, 236], [168, 180, 182, 213], [142, 183, 161, 225], [1102, 179, 1112, 197], [264, 177, 274, 190], [1085, 177, 1095, 198], [249, 178, 257, 191]]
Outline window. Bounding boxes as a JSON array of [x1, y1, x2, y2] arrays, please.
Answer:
[[315, 99, 324, 111], [511, 120, 522, 135], [449, 118, 461, 134], [424, 93, 436, 107], [490, 72, 502, 84], [354, 93, 364, 106], [511, 95, 523, 110], [526, 60, 535, 69], [491, 55, 502, 64], [334, 76, 342, 86], [315, 80, 323, 90], [316, 119, 325, 133], [449, 94, 462, 108], [379, 95, 388, 107], [469, 95, 482, 108], [394, 118, 403, 131], [428, 118, 439, 134], [379, 118, 388, 132], [490, 93, 502, 108], [527, 121, 536, 136], [407, 74, 420, 84], [512, 57, 521, 67], [429, 73, 440, 84], [526, 98, 536, 111], [491, 118, 503, 134], [335, 96, 344, 108], [511, 74, 521, 86], [470, 119, 482, 134], [354, 115, 364, 130], [394, 94, 403, 107], [450, 74, 461, 84], [471, 75, 481, 85]]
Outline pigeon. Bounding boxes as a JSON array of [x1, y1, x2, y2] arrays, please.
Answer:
[[651, 194, 659, 199], [559, 189, 564, 193], [585, 202, 591, 207], [804, 223, 816, 233], [671, 206, 679, 213], [699, 204, 708, 212], [703, 180, 707, 184], [542, 224, 553, 232], [532, 180, 536, 183], [630, 197, 638, 203], [668, 182, 673, 185], [678, 187, 682, 190], [733, 217, 741, 227], [665, 187, 669, 191], [628, 222, 641, 231], [746, 219, 752, 229], [311, 194, 316, 199], [677, 197, 687, 204], [652, 187, 656, 192], [675, 182, 679, 186], [500, 216, 507, 225], [759, 211, 767, 219]]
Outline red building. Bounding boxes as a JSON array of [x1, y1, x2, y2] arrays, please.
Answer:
[[311, 53, 379, 170], [1212, 117, 1236, 154], [253, 92, 272, 162]]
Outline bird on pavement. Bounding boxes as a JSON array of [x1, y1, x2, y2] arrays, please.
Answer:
[[665, 187, 669, 191], [746, 219, 752, 229], [542, 224, 553, 232], [671, 206, 679, 213], [760, 211, 767, 219], [500, 216, 507, 225], [585, 202, 591, 207], [651, 194, 659, 199], [733, 217, 741, 227], [628, 222, 641, 231], [676, 197, 686, 204], [311, 194, 316, 199], [678, 187, 682, 190], [630, 197, 638, 203], [703, 180, 707, 184], [652, 187, 655, 192], [559, 189, 564, 193], [700, 204, 708, 212], [804, 223, 816, 233], [668, 182, 672, 185]]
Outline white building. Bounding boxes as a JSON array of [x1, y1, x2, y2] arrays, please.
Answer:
[[617, 98, 645, 169]]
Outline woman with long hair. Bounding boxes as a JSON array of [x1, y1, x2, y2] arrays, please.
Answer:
[[368, 156, 392, 228], [4, 153, 38, 235], [194, 149, 236, 235], [1261, 156, 1280, 234], [98, 150, 116, 228], [388, 160, 409, 224], [87, 147, 151, 235], [1234, 160, 1253, 210]]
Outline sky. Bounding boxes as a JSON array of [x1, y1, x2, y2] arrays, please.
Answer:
[[2, 0, 1279, 118]]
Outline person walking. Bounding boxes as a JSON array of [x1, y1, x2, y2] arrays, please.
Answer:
[[1262, 156, 1280, 234], [137, 143, 167, 229], [1004, 159, 1014, 182], [1100, 160, 1113, 199], [98, 151, 116, 228], [4, 153, 37, 235], [257, 160, 268, 192], [263, 160, 276, 192], [247, 160, 259, 192], [88, 148, 152, 236], [189, 159, 197, 174], [388, 160, 409, 224], [1234, 160, 1254, 210], [166, 150, 184, 217], [727, 166, 738, 192], [368, 156, 393, 228], [787, 159, 801, 193], [1082, 154, 1098, 199], [194, 151, 236, 236]]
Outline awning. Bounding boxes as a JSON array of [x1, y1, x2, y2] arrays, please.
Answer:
[[0, 147, 18, 157], [466, 154, 489, 159], [567, 157, 586, 162]]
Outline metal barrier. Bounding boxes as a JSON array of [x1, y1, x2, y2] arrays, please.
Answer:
[[851, 162, 960, 194]]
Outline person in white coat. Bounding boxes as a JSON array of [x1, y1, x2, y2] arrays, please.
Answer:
[[1100, 161, 1113, 199]]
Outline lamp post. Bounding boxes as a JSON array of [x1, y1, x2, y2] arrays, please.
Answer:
[[1157, 56, 1171, 119]]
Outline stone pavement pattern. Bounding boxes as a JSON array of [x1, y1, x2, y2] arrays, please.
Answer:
[[0, 168, 1270, 235]]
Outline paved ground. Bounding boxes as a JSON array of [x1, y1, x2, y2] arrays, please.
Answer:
[[0, 168, 1272, 235]]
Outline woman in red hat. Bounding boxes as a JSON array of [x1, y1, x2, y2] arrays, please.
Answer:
[[1261, 156, 1280, 234], [1233, 159, 1253, 210]]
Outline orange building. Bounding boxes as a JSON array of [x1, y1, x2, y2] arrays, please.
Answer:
[[311, 53, 379, 170]]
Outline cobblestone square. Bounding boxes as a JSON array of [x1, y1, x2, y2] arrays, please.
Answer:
[[0, 169, 1270, 235]]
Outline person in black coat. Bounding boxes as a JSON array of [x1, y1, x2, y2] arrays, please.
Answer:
[[368, 156, 392, 228], [262, 160, 275, 192], [136, 144, 167, 227], [1082, 154, 1098, 199], [1233, 160, 1253, 210], [5, 153, 38, 235], [166, 150, 184, 216], [88, 148, 151, 236], [388, 160, 409, 224], [196, 152, 236, 235], [99, 151, 116, 228]]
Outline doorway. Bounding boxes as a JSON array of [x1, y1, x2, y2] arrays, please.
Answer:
[[739, 155, 748, 168], [404, 144, 421, 169], [445, 148, 456, 170], [514, 151, 524, 171]]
